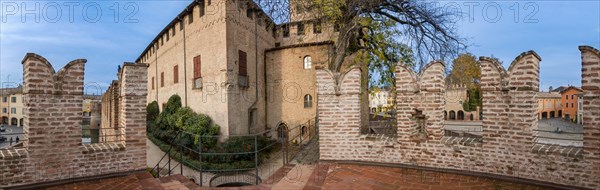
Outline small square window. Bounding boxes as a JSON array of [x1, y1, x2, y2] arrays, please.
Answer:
[[297, 23, 305, 35], [282, 25, 290, 37], [313, 21, 322, 34], [246, 9, 253, 19]]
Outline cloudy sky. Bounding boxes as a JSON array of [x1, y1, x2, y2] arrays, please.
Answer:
[[0, 0, 598, 94]]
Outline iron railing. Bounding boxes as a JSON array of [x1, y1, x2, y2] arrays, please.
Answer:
[[148, 117, 318, 187], [282, 118, 317, 164]]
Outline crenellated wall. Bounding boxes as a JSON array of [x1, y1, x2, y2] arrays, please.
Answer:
[[0, 54, 148, 188], [317, 46, 600, 189]]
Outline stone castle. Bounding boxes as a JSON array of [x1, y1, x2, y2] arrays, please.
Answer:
[[134, 0, 332, 137], [0, 0, 598, 189]]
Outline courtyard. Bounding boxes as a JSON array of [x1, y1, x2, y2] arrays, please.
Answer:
[[0, 125, 23, 149]]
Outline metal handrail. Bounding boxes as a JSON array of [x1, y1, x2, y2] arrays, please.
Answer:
[[147, 117, 317, 187], [151, 130, 182, 178]]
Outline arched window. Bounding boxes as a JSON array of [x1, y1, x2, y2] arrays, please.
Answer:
[[304, 94, 312, 108], [303, 56, 312, 69]]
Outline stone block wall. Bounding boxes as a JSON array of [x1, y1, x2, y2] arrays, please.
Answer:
[[0, 54, 148, 187], [317, 46, 600, 189]]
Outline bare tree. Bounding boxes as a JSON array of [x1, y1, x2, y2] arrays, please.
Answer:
[[256, 0, 465, 71]]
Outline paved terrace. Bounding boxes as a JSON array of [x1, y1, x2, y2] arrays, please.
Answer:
[[38, 163, 552, 190]]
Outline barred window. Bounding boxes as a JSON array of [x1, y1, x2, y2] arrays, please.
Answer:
[[303, 56, 312, 69], [304, 94, 312, 108]]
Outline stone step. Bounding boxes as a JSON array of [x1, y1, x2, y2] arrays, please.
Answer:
[[303, 163, 331, 190], [137, 173, 201, 190], [271, 164, 316, 190]]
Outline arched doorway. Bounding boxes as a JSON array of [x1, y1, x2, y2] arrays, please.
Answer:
[[1, 116, 7, 124], [550, 111, 555, 118], [301, 126, 308, 136], [276, 123, 288, 143], [19, 118, 23, 127], [11, 117, 17, 126], [558, 110, 562, 117], [541, 112, 548, 119], [444, 111, 448, 120], [457, 111, 465, 120], [469, 114, 474, 121], [449, 111, 456, 120]]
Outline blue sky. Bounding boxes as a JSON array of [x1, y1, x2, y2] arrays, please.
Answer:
[[0, 0, 599, 94]]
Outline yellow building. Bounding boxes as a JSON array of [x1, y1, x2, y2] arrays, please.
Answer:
[[537, 92, 562, 119], [369, 87, 394, 113], [444, 85, 481, 121], [0, 86, 23, 127]]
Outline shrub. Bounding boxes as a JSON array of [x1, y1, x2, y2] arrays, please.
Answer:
[[147, 101, 160, 123]]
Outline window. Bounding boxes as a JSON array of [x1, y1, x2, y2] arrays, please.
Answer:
[[2, 108, 6, 113], [313, 21, 322, 33], [161, 72, 164, 87], [173, 65, 179, 84], [566, 103, 569, 108], [11, 108, 16, 114], [152, 77, 155, 89], [246, 8, 253, 19], [572, 95, 575, 99], [304, 94, 312, 108], [2, 97, 7, 102], [297, 23, 305, 35], [565, 95, 568, 100], [11, 97, 16, 103], [239, 50, 247, 76], [572, 103, 574, 108], [194, 55, 202, 79], [303, 56, 312, 69], [283, 25, 290, 37], [193, 55, 202, 89], [189, 12, 194, 23]]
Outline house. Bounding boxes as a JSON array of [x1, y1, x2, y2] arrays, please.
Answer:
[[559, 86, 583, 122]]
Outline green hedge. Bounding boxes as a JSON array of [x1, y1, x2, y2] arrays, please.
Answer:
[[147, 95, 277, 172]]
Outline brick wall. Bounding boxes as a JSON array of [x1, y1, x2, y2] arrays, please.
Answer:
[[580, 45, 600, 188], [317, 47, 600, 189], [0, 54, 148, 187]]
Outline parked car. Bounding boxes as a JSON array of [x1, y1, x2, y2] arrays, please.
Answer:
[[0, 125, 6, 132], [0, 135, 6, 142]]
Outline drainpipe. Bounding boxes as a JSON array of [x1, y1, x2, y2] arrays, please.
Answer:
[[155, 41, 159, 102], [248, 11, 259, 133], [182, 15, 189, 107]]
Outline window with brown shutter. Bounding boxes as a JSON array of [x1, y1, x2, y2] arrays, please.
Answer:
[[239, 50, 247, 76], [194, 55, 202, 79], [161, 72, 164, 87], [152, 77, 155, 89], [174, 65, 179, 83]]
